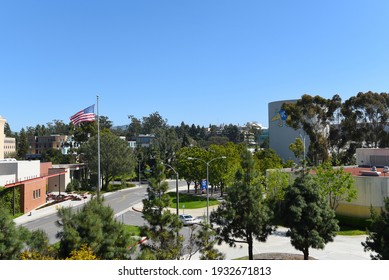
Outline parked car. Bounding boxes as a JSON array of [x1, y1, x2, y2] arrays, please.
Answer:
[[179, 214, 199, 226]]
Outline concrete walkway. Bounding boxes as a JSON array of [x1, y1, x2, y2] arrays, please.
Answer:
[[14, 194, 93, 225]]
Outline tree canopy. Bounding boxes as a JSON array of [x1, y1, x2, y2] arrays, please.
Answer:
[[314, 161, 356, 211], [139, 163, 183, 260], [80, 130, 135, 191], [283, 174, 339, 260], [211, 150, 275, 260], [362, 198, 389, 260], [56, 198, 135, 260]]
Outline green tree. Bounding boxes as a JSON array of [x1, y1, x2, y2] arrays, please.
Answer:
[[17, 128, 29, 159], [342, 92, 389, 149], [72, 121, 97, 143], [142, 111, 168, 134], [46, 119, 71, 135], [283, 94, 341, 165], [41, 148, 72, 164], [265, 169, 291, 220], [175, 147, 198, 193], [222, 124, 243, 144], [81, 131, 135, 191], [211, 150, 275, 260], [4, 122, 13, 137], [362, 198, 389, 260], [283, 174, 339, 260], [314, 161, 356, 211], [208, 143, 241, 196], [56, 198, 135, 260], [20, 229, 56, 260], [0, 187, 21, 214], [153, 126, 180, 163], [289, 138, 305, 166], [98, 116, 113, 130], [139, 163, 183, 260], [127, 115, 142, 139], [254, 148, 283, 175], [195, 223, 225, 260], [0, 206, 25, 260], [175, 146, 204, 192]]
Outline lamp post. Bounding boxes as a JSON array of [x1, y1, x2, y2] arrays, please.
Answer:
[[161, 162, 179, 216], [299, 131, 307, 170], [188, 156, 226, 223], [138, 159, 141, 187], [58, 171, 61, 197]]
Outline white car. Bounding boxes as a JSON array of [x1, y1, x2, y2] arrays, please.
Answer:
[[179, 214, 199, 226]]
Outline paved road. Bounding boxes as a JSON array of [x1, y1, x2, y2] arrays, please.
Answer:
[[14, 180, 187, 244]]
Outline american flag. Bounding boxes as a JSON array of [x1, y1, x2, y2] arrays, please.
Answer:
[[70, 105, 96, 126]]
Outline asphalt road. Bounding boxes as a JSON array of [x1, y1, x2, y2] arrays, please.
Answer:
[[18, 180, 188, 244]]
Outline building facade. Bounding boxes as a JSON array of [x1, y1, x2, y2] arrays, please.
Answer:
[[0, 160, 41, 186], [135, 134, 155, 148], [28, 135, 68, 155], [337, 169, 389, 218], [4, 137, 16, 157], [268, 100, 310, 162], [356, 148, 389, 167], [0, 115, 6, 159]]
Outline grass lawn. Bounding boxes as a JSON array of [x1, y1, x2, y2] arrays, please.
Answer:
[[337, 228, 366, 236], [125, 225, 141, 236], [167, 192, 219, 209]]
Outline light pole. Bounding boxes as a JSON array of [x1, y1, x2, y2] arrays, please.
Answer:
[[161, 162, 179, 216], [188, 156, 226, 223], [299, 131, 307, 170], [56, 170, 61, 197], [138, 159, 141, 187]]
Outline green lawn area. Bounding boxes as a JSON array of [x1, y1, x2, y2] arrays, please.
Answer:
[[167, 192, 219, 209], [337, 227, 366, 236], [124, 225, 141, 236]]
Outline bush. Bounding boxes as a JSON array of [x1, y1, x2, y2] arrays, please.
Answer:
[[0, 187, 21, 215], [336, 214, 371, 231]]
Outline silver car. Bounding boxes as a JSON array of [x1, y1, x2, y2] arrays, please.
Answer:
[[179, 214, 198, 226]]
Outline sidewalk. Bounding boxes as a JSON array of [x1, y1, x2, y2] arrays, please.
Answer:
[[14, 194, 93, 225]]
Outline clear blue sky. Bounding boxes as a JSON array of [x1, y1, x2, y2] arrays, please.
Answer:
[[1, 0, 389, 132]]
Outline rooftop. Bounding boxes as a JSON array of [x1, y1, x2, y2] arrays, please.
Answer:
[[343, 166, 389, 177]]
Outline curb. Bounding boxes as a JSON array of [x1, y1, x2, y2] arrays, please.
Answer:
[[132, 207, 143, 213]]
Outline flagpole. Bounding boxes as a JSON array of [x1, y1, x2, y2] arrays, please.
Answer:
[[97, 95, 101, 198]]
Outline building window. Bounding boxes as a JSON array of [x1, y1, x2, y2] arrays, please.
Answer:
[[33, 189, 41, 200]]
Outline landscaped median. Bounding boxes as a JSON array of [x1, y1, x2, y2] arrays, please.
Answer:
[[167, 192, 220, 209]]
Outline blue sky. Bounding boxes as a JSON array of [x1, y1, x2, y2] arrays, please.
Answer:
[[1, 0, 389, 132]]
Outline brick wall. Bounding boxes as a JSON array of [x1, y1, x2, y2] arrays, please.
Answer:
[[20, 178, 47, 213]]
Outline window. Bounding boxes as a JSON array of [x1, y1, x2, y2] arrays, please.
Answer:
[[33, 189, 41, 200]]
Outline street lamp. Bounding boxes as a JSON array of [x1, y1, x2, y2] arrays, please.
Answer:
[[138, 159, 142, 187], [188, 156, 226, 223], [161, 162, 179, 216], [299, 131, 307, 170]]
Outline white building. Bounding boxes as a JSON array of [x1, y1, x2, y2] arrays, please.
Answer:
[[356, 148, 389, 167], [0, 160, 41, 186]]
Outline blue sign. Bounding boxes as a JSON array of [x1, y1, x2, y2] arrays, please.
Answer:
[[201, 179, 207, 191], [279, 109, 288, 121]]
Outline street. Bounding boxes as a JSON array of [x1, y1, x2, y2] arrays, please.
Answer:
[[15, 180, 188, 244]]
